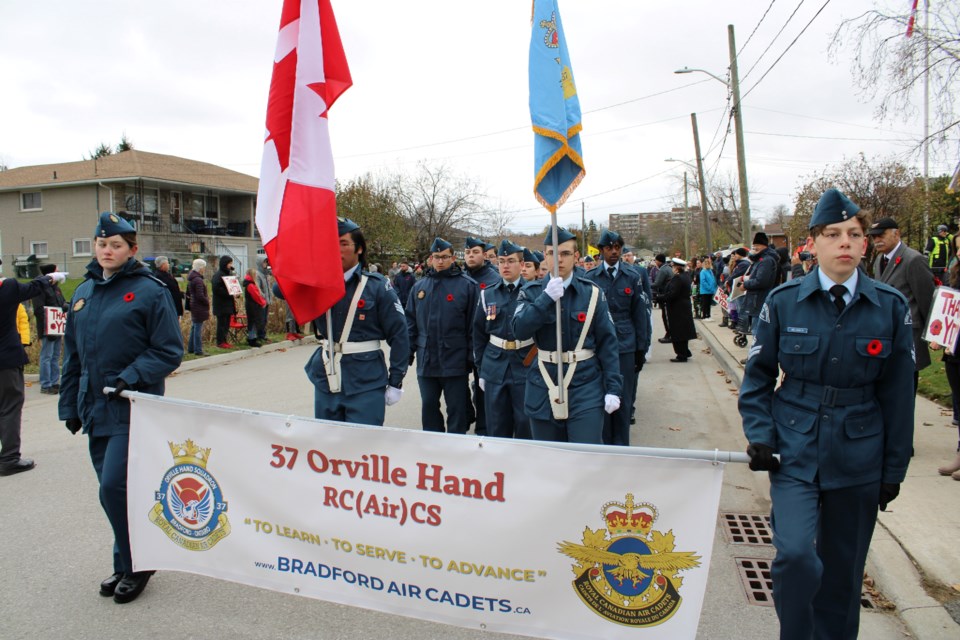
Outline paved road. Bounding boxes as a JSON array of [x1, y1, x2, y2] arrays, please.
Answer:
[[1, 323, 909, 639]]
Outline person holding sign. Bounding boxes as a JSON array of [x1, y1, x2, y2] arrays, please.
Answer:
[[211, 255, 236, 349], [935, 249, 960, 480], [31, 264, 69, 394], [58, 212, 183, 603], [739, 189, 915, 640]]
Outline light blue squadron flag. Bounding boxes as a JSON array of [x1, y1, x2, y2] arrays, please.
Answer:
[[529, 0, 584, 213]]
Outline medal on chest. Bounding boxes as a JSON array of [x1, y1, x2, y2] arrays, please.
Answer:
[[486, 303, 497, 321]]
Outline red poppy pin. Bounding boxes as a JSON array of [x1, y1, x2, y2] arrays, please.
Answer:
[[479, 283, 486, 289], [577, 312, 586, 322], [446, 294, 454, 302], [357, 299, 366, 309], [123, 292, 135, 302], [866, 339, 883, 356], [624, 287, 632, 295], [894, 256, 902, 266]]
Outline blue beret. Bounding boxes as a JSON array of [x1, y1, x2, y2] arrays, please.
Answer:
[[430, 237, 452, 253], [809, 188, 860, 229], [543, 226, 577, 245], [484, 242, 496, 252], [337, 217, 360, 236], [533, 250, 545, 263], [522, 247, 539, 264], [584, 255, 595, 263], [95, 211, 136, 238], [465, 237, 486, 249], [597, 229, 623, 248], [498, 239, 524, 256]]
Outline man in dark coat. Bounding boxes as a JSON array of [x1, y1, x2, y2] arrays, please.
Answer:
[[153, 256, 184, 317], [657, 258, 696, 362], [392, 261, 416, 307], [211, 255, 236, 348], [652, 253, 673, 343], [32, 263, 69, 394], [741, 232, 781, 334]]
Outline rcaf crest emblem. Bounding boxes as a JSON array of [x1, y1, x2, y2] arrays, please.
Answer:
[[148, 439, 230, 551], [558, 493, 701, 627]]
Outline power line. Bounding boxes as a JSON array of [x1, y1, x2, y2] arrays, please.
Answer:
[[740, 0, 807, 83], [738, 0, 779, 56]]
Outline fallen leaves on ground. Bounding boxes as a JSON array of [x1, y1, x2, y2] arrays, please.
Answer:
[[668, 426, 682, 432]]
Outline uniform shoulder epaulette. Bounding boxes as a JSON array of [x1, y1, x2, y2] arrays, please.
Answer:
[[766, 277, 803, 300], [872, 280, 910, 304], [461, 272, 478, 285], [575, 274, 600, 288], [364, 270, 386, 283]]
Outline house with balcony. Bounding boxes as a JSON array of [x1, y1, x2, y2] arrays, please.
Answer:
[[0, 150, 262, 276]]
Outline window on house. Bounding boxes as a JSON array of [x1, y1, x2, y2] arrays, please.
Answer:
[[124, 189, 159, 218], [30, 241, 48, 258], [73, 238, 92, 256], [21, 192, 42, 211]]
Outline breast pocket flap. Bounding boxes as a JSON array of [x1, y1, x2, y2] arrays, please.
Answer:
[[779, 335, 819, 355], [772, 401, 817, 434], [844, 412, 882, 440]]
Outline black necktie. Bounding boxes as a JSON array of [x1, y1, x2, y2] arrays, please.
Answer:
[[880, 255, 889, 275], [829, 285, 847, 313], [507, 283, 515, 293], [607, 266, 616, 278]]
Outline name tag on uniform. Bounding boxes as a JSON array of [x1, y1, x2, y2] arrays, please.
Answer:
[[785, 327, 808, 334]]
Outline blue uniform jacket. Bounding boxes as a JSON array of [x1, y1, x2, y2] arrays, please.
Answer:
[[512, 275, 622, 419], [305, 269, 409, 393], [584, 262, 651, 354], [634, 263, 653, 308], [738, 267, 915, 490], [467, 262, 502, 290], [59, 259, 184, 436], [406, 265, 478, 378], [472, 279, 532, 384]]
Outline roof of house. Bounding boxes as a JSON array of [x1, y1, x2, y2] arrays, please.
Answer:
[[0, 150, 259, 194]]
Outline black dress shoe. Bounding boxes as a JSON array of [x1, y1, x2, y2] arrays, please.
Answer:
[[99, 572, 123, 597], [0, 458, 35, 476], [669, 357, 688, 363], [658, 337, 672, 344], [113, 571, 154, 604]]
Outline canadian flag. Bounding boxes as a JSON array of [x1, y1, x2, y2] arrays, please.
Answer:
[[256, 0, 352, 324]]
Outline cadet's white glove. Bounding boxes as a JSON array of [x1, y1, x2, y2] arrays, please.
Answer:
[[544, 276, 564, 301], [384, 386, 402, 406], [50, 272, 67, 284], [478, 378, 486, 392], [604, 394, 621, 414]]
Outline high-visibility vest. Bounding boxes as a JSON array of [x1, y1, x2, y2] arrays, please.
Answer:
[[930, 235, 953, 268]]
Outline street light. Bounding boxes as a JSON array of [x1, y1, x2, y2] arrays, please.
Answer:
[[675, 24, 751, 245], [666, 158, 709, 255]]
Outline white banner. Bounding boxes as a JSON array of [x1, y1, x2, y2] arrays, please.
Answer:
[[128, 395, 723, 640], [44, 306, 66, 336], [923, 286, 960, 350]]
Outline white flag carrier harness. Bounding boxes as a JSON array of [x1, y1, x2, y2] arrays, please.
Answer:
[[321, 275, 381, 393]]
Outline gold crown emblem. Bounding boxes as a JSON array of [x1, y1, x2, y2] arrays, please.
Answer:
[[168, 439, 211, 468], [602, 493, 658, 537]]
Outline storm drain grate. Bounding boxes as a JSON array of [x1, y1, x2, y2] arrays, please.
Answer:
[[720, 512, 773, 545], [734, 557, 774, 606]]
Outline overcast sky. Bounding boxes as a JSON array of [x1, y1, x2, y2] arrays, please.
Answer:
[[0, 0, 947, 233]]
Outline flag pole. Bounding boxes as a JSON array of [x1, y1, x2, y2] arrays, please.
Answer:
[[550, 211, 566, 408]]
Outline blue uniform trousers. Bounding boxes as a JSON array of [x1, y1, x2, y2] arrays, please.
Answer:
[[769, 474, 880, 640], [314, 387, 386, 426], [530, 410, 603, 444], [419, 375, 469, 434], [89, 433, 131, 574], [484, 376, 530, 439], [603, 352, 636, 446]]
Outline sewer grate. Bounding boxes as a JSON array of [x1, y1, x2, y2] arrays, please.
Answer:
[[734, 557, 774, 606], [720, 512, 773, 545]]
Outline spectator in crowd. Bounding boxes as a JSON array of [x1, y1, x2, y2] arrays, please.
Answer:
[[392, 261, 416, 307], [32, 263, 69, 393], [186, 259, 209, 356], [406, 237, 478, 434], [936, 240, 960, 480], [741, 232, 780, 334], [726, 247, 751, 329], [656, 258, 696, 362], [1, 257, 61, 476], [153, 256, 183, 317], [305, 218, 409, 426], [739, 189, 914, 639], [59, 212, 182, 603], [255, 256, 272, 343], [652, 254, 673, 343], [512, 227, 622, 443], [698, 256, 717, 321], [925, 223, 953, 282], [211, 255, 236, 349], [243, 268, 267, 348]]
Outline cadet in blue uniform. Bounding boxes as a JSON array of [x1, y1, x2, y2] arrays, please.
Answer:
[[585, 230, 651, 445], [59, 212, 183, 604], [473, 240, 534, 439], [463, 237, 501, 436], [513, 228, 622, 444], [521, 247, 541, 283], [738, 190, 915, 640], [406, 237, 479, 434], [304, 218, 409, 426]]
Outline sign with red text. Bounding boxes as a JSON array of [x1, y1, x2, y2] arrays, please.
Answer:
[[713, 288, 728, 312], [223, 275, 242, 296], [44, 306, 66, 336], [924, 286, 960, 351], [127, 395, 723, 640]]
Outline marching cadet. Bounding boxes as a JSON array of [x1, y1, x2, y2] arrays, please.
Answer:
[[484, 242, 498, 263], [473, 240, 535, 439], [463, 237, 501, 435], [521, 247, 541, 282], [585, 230, 651, 445], [513, 227, 622, 444], [406, 237, 479, 434], [738, 189, 915, 640], [535, 250, 549, 279], [304, 218, 409, 426]]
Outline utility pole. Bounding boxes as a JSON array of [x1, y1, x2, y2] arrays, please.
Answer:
[[581, 201, 586, 255], [922, 2, 930, 240], [683, 172, 690, 257], [728, 24, 751, 244], [691, 113, 712, 252]]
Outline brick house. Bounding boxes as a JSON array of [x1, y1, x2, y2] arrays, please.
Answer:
[[0, 150, 262, 276]]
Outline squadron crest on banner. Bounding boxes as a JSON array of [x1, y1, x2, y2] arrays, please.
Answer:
[[149, 439, 230, 551], [558, 493, 701, 628]]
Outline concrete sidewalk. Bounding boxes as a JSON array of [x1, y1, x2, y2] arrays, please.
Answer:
[[695, 314, 960, 638]]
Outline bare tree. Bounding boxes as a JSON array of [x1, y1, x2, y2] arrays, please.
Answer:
[[475, 201, 515, 243]]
